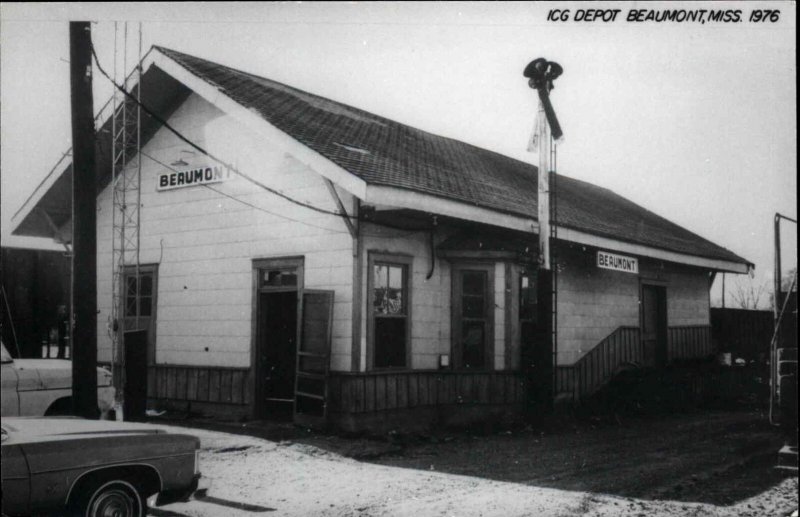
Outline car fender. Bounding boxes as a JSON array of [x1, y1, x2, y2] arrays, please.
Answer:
[[64, 463, 164, 505]]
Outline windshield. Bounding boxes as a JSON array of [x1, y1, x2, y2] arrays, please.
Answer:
[[0, 341, 13, 363]]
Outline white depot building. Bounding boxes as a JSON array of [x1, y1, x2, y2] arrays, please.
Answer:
[[13, 46, 751, 431]]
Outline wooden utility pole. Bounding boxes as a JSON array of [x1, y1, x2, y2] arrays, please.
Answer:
[[70, 21, 99, 419]]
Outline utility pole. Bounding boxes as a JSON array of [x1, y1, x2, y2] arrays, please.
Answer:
[[524, 58, 563, 415], [70, 21, 99, 419]]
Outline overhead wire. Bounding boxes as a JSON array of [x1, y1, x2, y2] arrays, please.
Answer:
[[89, 40, 433, 235], [139, 150, 351, 235]]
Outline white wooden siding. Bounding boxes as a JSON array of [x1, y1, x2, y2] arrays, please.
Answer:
[[96, 93, 354, 370]]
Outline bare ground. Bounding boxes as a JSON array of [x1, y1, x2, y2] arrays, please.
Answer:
[[154, 409, 798, 516]]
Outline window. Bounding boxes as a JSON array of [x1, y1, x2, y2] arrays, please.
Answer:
[[519, 269, 537, 323], [261, 268, 298, 288], [368, 254, 411, 369], [452, 265, 494, 369], [124, 270, 154, 318]]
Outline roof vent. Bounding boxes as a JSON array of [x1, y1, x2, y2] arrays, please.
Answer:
[[333, 142, 370, 155]]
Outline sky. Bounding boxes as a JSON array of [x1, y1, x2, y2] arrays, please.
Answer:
[[0, 1, 796, 308]]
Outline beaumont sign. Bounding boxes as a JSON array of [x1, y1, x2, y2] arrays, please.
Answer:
[[597, 251, 638, 274], [157, 165, 234, 191]]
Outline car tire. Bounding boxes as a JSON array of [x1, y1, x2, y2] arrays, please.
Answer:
[[74, 479, 146, 517]]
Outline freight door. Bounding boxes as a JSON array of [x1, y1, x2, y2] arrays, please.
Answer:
[[641, 285, 667, 367]]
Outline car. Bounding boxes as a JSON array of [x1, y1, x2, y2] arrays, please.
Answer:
[[1, 416, 204, 517], [1, 340, 115, 417]]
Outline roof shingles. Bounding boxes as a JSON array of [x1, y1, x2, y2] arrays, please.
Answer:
[[154, 46, 748, 266]]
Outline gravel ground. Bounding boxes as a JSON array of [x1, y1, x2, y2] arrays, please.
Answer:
[[151, 409, 798, 517]]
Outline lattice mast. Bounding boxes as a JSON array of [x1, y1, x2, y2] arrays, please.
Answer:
[[109, 22, 143, 408]]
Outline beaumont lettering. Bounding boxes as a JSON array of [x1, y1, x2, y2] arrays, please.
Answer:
[[157, 164, 235, 191], [597, 251, 638, 274]]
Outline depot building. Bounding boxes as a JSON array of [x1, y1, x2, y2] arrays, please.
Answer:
[[13, 46, 752, 431]]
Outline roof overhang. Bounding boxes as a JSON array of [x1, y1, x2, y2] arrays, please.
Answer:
[[556, 226, 752, 274], [9, 47, 753, 276], [11, 48, 191, 241], [365, 184, 538, 234]]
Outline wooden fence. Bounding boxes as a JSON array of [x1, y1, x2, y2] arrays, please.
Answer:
[[668, 325, 713, 361], [328, 370, 526, 415]]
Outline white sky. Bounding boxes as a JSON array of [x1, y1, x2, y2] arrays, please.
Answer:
[[1, 1, 796, 307]]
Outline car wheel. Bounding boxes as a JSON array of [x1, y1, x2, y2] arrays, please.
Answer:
[[77, 479, 145, 517]]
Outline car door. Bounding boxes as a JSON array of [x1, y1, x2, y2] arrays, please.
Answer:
[[0, 439, 31, 516], [1, 360, 20, 416], [1, 343, 20, 416], [16, 365, 47, 416]]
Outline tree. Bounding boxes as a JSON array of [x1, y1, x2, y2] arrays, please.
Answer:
[[729, 275, 769, 310]]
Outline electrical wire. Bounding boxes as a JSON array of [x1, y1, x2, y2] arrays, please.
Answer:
[[90, 40, 433, 235], [139, 150, 351, 235]]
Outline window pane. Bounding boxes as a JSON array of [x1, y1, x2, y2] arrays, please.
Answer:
[[375, 317, 406, 368], [520, 273, 537, 321], [374, 265, 388, 288], [125, 296, 137, 317], [462, 295, 484, 318], [388, 266, 403, 289], [126, 276, 137, 296], [139, 296, 152, 316], [263, 269, 297, 287], [374, 264, 404, 315], [462, 322, 485, 368], [462, 271, 485, 296], [139, 275, 153, 296]]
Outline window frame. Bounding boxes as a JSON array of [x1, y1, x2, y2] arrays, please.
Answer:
[[366, 252, 413, 370], [120, 264, 159, 365], [451, 262, 495, 370]]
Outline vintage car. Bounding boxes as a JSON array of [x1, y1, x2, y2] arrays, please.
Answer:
[[1, 340, 115, 417], [1, 417, 203, 517]]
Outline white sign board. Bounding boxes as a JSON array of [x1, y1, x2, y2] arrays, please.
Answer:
[[157, 165, 233, 191], [597, 251, 638, 274]]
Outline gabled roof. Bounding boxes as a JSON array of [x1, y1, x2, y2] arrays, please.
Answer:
[[13, 46, 751, 272]]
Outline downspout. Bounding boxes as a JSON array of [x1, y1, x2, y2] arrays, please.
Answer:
[[426, 216, 438, 280]]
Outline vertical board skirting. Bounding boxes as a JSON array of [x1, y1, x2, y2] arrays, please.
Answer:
[[149, 365, 252, 406], [328, 371, 526, 414]]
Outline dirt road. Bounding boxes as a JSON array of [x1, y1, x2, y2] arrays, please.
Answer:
[[154, 409, 797, 516]]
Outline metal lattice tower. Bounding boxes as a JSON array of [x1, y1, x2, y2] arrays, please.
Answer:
[[110, 22, 143, 406]]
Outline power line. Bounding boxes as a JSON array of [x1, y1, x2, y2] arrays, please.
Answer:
[[140, 150, 350, 235], [89, 39, 433, 234]]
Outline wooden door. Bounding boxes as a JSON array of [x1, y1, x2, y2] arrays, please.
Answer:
[[641, 285, 667, 367], [294, 290, 334, 426]]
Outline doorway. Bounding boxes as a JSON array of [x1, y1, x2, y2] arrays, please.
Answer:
[[257, 290, 298, 419], [121, 265, 157, 419], [253, 258, 302, 420], [123, 330, 148, 421], [641, 284, 668, 367]]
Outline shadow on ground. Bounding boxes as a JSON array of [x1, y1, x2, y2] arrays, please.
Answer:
[[154, 409, 793, 507]]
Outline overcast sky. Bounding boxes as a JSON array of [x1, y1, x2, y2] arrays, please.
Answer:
[[1, 2, 796, 307]]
